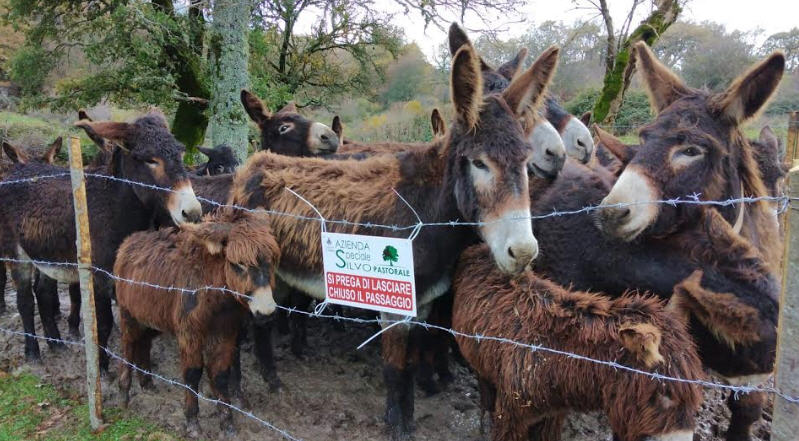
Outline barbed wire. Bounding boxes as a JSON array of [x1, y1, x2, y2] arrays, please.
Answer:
[[0, 170, 792, 233], [1, 255, 796, 405], [0, 326, 303, 441]]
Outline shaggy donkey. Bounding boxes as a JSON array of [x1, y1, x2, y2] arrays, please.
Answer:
[[0, 112, 202, 366], [447, 24, 593, 163], [115, 208, 279, 436], [534, 43, 785, 441], [0, 138, 63, 314], [232, 36, 553, 439], [453, 244, 704, 441], [194, 144, 239, 176]]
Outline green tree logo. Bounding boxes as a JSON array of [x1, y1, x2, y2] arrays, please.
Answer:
[[382, 245, 399, 266]]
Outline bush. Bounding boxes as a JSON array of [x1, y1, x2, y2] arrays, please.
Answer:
[[564, 88, 653, 134]]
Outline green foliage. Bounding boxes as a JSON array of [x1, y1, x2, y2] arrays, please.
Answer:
[[381, 45, 434, 105], [8, 45, 53, 97], [762, 27, 799, 71], [566, 89, 652, 134]]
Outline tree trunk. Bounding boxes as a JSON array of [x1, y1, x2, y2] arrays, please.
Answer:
[[592, 0, 682, 126], [207, 0, 251, 162], [154, 0, 210, 158], [598, 0, 616, 78]]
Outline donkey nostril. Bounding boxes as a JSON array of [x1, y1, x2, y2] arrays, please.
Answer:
[[321, 134, 329, 141], [545, 148, 555, 157], [617, 208, 631, 220], [507, 247, 516, 259]]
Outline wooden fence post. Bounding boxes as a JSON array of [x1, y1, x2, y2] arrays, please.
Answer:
[[67, 136, 103, 429], [772, 112, 799, 441]]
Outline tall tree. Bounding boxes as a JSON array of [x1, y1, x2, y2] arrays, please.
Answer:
[[207, 0, 251, 162], [575, 0, 685, 124], [762, 28, 799, 72]]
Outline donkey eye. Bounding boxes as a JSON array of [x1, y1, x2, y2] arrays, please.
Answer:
[[279, 124, 292, 134], [471, 159, 488, 170], [680, 146, 702, 157], [144, 158, 159, 168]]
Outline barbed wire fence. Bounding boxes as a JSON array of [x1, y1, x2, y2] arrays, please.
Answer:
[[0, 121, 798, 439]]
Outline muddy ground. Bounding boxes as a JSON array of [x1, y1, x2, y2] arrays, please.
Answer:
[[0, 282, 772, 441]]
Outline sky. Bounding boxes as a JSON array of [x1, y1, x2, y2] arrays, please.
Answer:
[[299, 0, 797, 61]]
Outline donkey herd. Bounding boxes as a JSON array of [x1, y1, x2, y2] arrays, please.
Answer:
[[0, 24, 791, 441]]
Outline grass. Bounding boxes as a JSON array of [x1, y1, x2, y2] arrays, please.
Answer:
[[0, 111, 102, 166], [0, 371, 182, 441]]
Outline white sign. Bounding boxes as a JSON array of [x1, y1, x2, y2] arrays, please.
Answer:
[[321, 231, 416, 317]]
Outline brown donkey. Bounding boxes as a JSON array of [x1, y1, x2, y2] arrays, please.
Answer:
[[115, 209, 279, 436], [232, 36, 554, 439], [0, 112, 202, 366], [453, 244, 703, 441]]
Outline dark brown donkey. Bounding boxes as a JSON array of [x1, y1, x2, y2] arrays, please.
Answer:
[[533, 43, 784, 441], [0, 112, 202, 366], [1, 138, 64, 314], [232, 36, 554, 439], [115, 209, 279, 436]]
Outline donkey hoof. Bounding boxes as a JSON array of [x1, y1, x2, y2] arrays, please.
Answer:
[[48, 341, 67, 353], [68, 326, 81, 338], [25, 349, 42, 363], [186, 420, 201, 438], [417, 377, 441, 396], [268, 376, 283, 393]]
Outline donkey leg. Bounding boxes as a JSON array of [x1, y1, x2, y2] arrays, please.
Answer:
[[478, 376, 497, 435], [67, 283, 81, 337], [288, 288, 311, 358], [230, 331, 249, 409], [118, 308, 140, 408], [726, 391, 764, 441], [93, 277, 114, 372], [33, 271, 63, 350], [0, 264, 7, 314], [252, 316, 281, 391], [180, 347, 204, 437], [382, 319, 415, 440], [136, 330, 158, 390], [207, 339, 237, 435], [417, 333, 439, 396], [11, 263, 40, 361]]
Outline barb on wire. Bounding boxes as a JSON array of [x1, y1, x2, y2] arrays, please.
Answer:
[[0, 325, 303, 440], [2, 254, 797, 405]]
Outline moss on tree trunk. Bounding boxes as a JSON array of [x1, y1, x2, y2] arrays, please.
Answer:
[[592, 0, 681, 125], [206, 0, 250, 163]]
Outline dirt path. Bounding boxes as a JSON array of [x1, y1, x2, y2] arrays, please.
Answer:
[[0, 282, 772, 441]]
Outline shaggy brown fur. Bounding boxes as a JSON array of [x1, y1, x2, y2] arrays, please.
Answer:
[[453, 244, 703, 441], [115, 209, 279, 434], [232, 35, 555, 439]]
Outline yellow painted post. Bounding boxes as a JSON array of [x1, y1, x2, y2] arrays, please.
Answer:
[[67, 136, 103, 429]]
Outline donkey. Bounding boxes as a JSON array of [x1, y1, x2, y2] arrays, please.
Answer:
[[0, 138, 64, 315], [241, 95, 340, 155], [115, 208, 279, 436], [447, 23, 592, 164], [453, 244, 703, 441], [194, 144, 239, 176], [232, 35, 556, 439], [0, 112, 202, 365], [534, 43, 784, 441]]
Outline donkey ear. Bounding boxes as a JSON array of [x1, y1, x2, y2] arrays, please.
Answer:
[[241, 90, 272, 124], [451, 44, 483, 130], [580, 111, 592, 126], [198, 146, 214, 159], [619, 322, 665, 368], [759, 125, 780, 151], [672, 270, 762, 347], [448, 22, 471, 56], [277, 101, 297, 114], [713, 52, 785, 124], [77, 109, 92, 122], [430, 108, 446, 137], [331, 116, 343, 140], [497, 48, 528, 80], [634, 41, 691, 113], [74, 120, 131, 148], [592, 124, 635, 165], [183, 221, 231, 255], [42, 137, 63, 164], [502, 45, 559, 117], [2, 141, 28, 164]]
